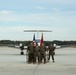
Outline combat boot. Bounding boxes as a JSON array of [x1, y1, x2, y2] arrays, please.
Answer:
[[44, 61, 46, 64], [53, 60, 55, 63]]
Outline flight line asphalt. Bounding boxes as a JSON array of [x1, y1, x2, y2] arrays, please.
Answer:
[[0, 47, 76, 75]]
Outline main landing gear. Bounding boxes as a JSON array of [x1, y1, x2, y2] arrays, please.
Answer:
[[20, 51, 24, 55]]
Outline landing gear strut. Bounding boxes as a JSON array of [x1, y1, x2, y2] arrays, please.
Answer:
[[20, 51, 24, 55]]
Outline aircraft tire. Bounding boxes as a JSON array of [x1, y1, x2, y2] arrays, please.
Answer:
[[20, 52, 24, 55]]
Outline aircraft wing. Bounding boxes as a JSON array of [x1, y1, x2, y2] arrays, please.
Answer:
[[15, 45, 27, 50], [24, 30, 52, 32], [8, 45, 27, 50], [55, 44, 76, 49]]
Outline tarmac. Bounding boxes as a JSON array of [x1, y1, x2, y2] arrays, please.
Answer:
[[0, 47, 76, 75]]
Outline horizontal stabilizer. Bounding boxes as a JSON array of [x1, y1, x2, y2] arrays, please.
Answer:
[[24, 30, 52, 32]]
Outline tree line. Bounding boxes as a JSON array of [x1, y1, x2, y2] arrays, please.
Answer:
[[0, 40, 76, 46]]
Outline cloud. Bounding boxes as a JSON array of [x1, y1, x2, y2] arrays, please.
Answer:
[[0, 10, 14, 15], [0, 11, 56, 25], [0, 0, 76, 40], [0, 25, 52, 40], [0, 10, 76, 27], [31, 0, 76, 5], [37, 6, 45, 10], [52, 8, 60, 12], [0, 10, 76, 28], [0, 24, 76, 41], [0, 10, 16, 21]]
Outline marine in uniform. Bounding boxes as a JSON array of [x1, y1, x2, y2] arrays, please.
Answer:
[[48, 43, 55, 62], [40, 43, 47, 64], [34, 45, 40, 64], [27, 43, 35, 63]]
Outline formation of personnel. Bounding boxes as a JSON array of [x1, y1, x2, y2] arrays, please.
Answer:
[[27, 42, 55, 64]]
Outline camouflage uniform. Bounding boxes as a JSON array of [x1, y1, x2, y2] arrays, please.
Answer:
[[48, 44, 55, 62], [34, 45, 40, 63], [40, 43, 47, 63], [27, 43, 35, 63]]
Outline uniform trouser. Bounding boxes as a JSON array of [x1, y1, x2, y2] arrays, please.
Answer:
[[34, 53, 40, 63], [40, 53, 46, 63], [28, 53, 34, 62], [49, 51, 54, 61]]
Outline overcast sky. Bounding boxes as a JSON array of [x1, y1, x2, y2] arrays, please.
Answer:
[[0, 0, 76, 41]]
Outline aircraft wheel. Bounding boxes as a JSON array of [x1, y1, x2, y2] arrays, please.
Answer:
[[20, 52, 24, 55]]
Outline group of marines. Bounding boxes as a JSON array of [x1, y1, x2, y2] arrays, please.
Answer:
[[27, 42, 55, 64]]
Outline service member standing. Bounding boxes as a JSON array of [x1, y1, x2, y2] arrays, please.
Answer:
[[40, 43, 47, 64], [48, 43, 55, 62], [34, 45, 40, 64], [27, 43, 35, 63]]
